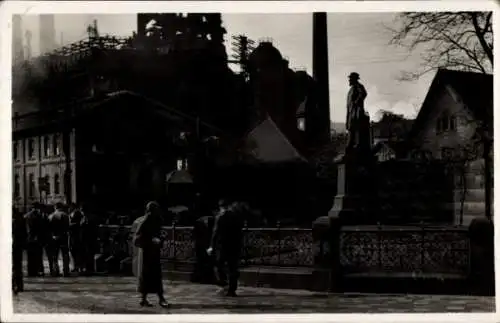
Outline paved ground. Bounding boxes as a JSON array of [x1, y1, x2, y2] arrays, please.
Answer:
[[12, 276, 495, 314]]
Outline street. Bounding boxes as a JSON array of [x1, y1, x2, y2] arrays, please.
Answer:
[[13, 276, 495, 314]]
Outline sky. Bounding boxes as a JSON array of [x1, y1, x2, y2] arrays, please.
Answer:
[[17, 13, 435, 123]]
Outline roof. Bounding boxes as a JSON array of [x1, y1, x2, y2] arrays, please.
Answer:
[[408, 69, 493, 141], [242, 116, 307, 164], [12, 90, 222, 137]]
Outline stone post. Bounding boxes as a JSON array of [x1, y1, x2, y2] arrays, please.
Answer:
[[468, 217, 494, 296], [311, 214, 342, 292]]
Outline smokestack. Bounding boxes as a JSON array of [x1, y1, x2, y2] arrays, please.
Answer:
[[312, 12, 331, 144], [40, 14, 56, 54], [12, 15, 24, 62], [24, 30, 32, 60]]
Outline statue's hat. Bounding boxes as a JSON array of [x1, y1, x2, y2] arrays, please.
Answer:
[[348, 72, 360, 80]]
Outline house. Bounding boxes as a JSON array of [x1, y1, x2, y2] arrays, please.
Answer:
[[372, 141, 409, 162], [407, 68, 493, 225], [12, 90, 220, 212]]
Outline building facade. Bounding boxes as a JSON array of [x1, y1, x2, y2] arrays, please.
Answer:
[[13, 130, 77, 211], [408, 69, 493, 225]]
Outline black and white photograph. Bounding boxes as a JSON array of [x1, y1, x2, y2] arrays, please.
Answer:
[[1, 1, 497, 320]]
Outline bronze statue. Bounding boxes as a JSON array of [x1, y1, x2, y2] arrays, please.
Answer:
[[346, 72, 370, 152]]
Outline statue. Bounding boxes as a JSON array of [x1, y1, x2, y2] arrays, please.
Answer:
[[345, 72, 370, 154]]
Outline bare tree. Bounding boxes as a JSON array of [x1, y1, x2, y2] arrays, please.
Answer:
[[389, 12, 493, 80]]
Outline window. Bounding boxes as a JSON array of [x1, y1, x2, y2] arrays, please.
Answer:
[[54, 174, 60, 195], [27, 139, 35, 160], [449, 116, 456, 131], [53, 134, 60, 156], [44, 175, 51, 194], [13, 142, 18, 161], [14, 175, 20, 198], [297, 117, 305, 131], [28, 173, 35, 197], [43, 136, 51, 157], [436, 115, 457, 133], [177, 159, 188, 170]]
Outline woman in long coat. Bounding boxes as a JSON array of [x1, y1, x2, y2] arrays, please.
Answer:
[[134, 201, 168, 307]]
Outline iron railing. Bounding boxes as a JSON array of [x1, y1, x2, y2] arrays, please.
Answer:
[[97, 223, 313, 267], [339, 225, 470, 276], [98, 223, 470, 275]]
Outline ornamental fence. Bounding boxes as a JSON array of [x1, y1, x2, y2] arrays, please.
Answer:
[[340, 226, 470, 276], [97, 223, 470, 276]]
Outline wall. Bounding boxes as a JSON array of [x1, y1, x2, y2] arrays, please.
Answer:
[[13, 130, 77, 211]]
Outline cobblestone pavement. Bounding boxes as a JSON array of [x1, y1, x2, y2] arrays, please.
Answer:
[[11, 276, 495, 314]]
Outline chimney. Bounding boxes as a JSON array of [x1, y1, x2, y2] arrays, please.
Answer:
[[312, 12, 331, 145], [40, 14, 56, 54], [25, 30, 32, 60], [12, 15, 24, 62]]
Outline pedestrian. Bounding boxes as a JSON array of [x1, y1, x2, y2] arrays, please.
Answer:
[[12, 207, 27, 294], [42, 204, 55, 275], [47, 203, 71, 276], [24, 203, 45, 277], [208, 198, 247, 297], [69, 203, 84, 273], [133, 201, 168, 308], [80, 204, 98, 276]]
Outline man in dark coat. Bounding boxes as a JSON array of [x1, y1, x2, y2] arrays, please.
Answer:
[[24, 203, 45, 277], [69, 203, 84, 273], [133, 201, 168, 308], [209, 199, 247, 297], [12, 207, 27, 294], [80, 204, 98, 276], [42, 204, 55, 274], [47, 203, 70, 276]]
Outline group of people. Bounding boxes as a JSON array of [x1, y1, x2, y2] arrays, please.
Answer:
[[12, 202, 98, 294], [132, 198, 248, 308], [13, 196, 249, 307]]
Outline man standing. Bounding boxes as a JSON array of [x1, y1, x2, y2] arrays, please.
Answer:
[[80, 204, 98, 276], [208, 199, 247, 297], [133, 201, 168, 308], [47, 203, 71, 276], [24, 203, 44, 277], [346, 72, 369, 152], [69, 203, 84, 273], [12, 207, 27, 294]]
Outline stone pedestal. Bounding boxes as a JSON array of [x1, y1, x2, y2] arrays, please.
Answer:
[[468, 217, 494, 296], [328, 150, 376, 225], [311, 214, 342, 292]]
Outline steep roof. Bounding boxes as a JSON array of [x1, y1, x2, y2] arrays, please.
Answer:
[[408, 69, 493, 141], [243, 116, 307, 164]]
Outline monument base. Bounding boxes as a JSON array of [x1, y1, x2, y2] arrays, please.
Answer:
[[328, 195, 366, 225]]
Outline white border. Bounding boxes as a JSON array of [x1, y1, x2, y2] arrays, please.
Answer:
[[1, 1, 499, 322]]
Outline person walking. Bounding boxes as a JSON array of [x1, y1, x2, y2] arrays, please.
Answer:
[[12, 207, 27, 294], [24, 203, 44, 277], [208, 198, 247, 297], [47, 203, 71, 276], [133, 201, 168, 308]]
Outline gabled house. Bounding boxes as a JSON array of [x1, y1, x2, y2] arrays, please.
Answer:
[[408, 68, 492, 159], [407, 68, 493, 225]]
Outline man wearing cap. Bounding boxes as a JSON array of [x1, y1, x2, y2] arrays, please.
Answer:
[[346, 72, 369, 152]]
